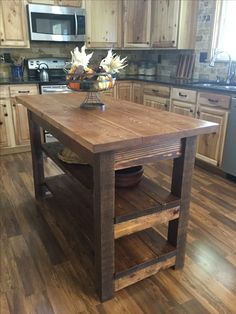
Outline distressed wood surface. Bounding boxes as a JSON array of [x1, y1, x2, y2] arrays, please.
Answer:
[[17, 93, 218, 153], [1, 153, 236, 312]]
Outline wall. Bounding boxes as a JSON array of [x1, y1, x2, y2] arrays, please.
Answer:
[[1, 0, 232, 82]]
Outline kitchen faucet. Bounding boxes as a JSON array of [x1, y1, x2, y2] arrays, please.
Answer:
[[209, 50, 235, 84]]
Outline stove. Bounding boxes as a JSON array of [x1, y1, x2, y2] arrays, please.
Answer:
[[26, 57, 72, 93]]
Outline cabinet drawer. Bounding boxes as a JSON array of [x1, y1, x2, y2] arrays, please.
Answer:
[[0, 85, 10, 98], [9, 84, 39, 97], [198, 92, 230, 109], [171, 88, 197, 103], [143, 84, 170, 98]]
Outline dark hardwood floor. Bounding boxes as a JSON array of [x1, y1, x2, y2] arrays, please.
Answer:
[[1, 152, 236, 314]]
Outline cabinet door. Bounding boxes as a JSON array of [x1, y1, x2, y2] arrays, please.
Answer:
[[0, 0, 29, 48], [86, 0, 121, 48], [116, 82, 132, 101], [151, 0, 179, 48], [11, 101, 30, 146], [143, 94, 169, 111], [196, 106, 228, 166], [124, 0, 151, 47], [0, 103, 10, 148], [171, 100, 195, 117], [133, 83, 143, 104]]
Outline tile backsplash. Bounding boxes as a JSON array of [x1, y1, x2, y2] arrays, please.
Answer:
[[0, 0, 231, 82]]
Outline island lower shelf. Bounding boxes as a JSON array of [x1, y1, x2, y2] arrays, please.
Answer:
[[42, 142, 179, 290]]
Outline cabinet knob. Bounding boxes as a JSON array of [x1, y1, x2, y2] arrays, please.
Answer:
[[197, 110, 200, 116], [1, 39, 4, 42], [0, 121, 3, 125], [3, 104, 6, 107], [12, 103, 16, 107], [190, 109, 193, 113], [4, 113, 8, 117]]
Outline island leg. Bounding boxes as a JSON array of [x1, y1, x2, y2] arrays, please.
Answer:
[[93, 152, 115, 301], [168, 136, 197, 269], [27, 111, 45, 200]]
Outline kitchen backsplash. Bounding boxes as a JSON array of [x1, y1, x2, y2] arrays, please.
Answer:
[[0, 0, 232, 82]]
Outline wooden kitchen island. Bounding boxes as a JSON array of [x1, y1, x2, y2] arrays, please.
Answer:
[[17, 93, 218, 302]]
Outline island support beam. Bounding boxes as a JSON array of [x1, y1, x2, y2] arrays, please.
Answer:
[[28, 110, 45, 200], [93, 152, 115, 301], [168, 136, 197, 269]]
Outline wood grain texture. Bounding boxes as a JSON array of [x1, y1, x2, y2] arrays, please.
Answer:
[[93, 152, 115, 301], [17, 93, 219, 153], [1, 153, 236, 312], [168, 136, 198, 269]]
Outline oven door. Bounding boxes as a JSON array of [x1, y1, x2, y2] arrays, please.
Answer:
[[40, 84, 73, 94], [27, 4, 85, 42]]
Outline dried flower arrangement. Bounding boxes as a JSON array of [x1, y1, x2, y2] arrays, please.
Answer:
[[65, 45, 127, 91]]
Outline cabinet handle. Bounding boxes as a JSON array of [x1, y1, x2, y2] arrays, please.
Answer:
[[152, 89, 160, 93], [4, 113, 8, 117], [197, 110, 200, 116], [208, 98, 219, 103], [190, 109, 193, 113], [179, 92, 187, 97], [18, 90, 30, 94]]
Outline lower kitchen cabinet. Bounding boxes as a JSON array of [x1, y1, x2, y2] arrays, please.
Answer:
[[196, 92, 230, 167], [0, 84, 39, 155], [171, 100, 195, 117], [143, 94, 169, 110], [143, 83, 170, 110], [132, 83, 143, 104], [0, 98, 13, 148], [116, 81, 133, 101], [196, 106, 228, 167]]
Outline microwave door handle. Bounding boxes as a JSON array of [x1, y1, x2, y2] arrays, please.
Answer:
[[75, 13, 78, 35]]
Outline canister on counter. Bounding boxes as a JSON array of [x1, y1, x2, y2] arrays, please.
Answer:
[[138, 61, 146, 75], [145, 62, 156, 76]]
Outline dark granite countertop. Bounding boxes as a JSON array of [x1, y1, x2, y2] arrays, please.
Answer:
[[1, 75, 236, 94]]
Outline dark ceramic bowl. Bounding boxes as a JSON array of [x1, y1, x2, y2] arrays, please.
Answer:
[[115, 165, 144, 188]]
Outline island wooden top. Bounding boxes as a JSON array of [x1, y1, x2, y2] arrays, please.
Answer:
[[17, 93, 219, 153]]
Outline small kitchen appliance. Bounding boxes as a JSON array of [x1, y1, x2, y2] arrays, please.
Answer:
[[38, 63, 49, 82]]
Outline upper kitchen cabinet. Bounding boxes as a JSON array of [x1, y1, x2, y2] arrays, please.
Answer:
[[28, 0, 83, 6], [123, 0, 151, 48], [0, 0, 29, 48], [151, 0, 198, 49], [86, 0, 122, 48]]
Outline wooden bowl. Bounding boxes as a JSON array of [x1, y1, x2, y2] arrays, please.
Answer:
[[115, 166, 144, 188]]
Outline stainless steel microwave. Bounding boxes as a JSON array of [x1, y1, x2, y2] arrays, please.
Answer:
[[27, 4, 85, 42]]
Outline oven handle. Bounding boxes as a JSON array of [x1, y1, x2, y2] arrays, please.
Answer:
[[41, 89, 72, 93], [75, 13, 78, 35]]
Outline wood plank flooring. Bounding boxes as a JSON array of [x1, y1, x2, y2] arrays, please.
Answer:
[[1, 152, 236, 314]]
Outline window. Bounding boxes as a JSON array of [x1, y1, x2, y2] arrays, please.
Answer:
[[213, 0, 236, 60]]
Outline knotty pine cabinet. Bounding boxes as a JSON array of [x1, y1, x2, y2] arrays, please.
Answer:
[[86, 0, 122, 48], [170, 88, 197, 117], [143, 84, 170, 110], [0, 84, 39, 155], [196, 92, 230, 167], [28, 0, 83, 6], [116, 81, 133, 101], [123, 0, 151, 48], [151, 0, 198, 49], [0, 0, 29, 48]]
